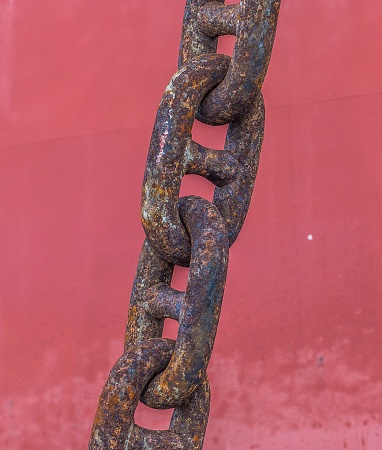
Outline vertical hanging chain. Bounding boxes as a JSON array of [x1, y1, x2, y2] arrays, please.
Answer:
[[89, 1, 281, 449]]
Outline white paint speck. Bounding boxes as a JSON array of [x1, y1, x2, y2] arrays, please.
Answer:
[[307, 234, 313, 241], [156, 110, 172, 164], [172, 65, 186, 81]]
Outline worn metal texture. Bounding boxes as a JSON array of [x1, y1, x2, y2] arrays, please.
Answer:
[[141, 53, 266, 265], [89, 1, 281, 448], [137, 196, 229, 409], [180, 0, 281, 125]]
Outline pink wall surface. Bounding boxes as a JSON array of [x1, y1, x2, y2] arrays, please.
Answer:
[[1, 1, 381, 449]]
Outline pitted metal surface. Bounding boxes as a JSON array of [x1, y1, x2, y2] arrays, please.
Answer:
[[89, 1, 281, 448]]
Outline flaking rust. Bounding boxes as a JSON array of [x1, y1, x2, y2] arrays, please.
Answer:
[[89, 1, 281, 448]]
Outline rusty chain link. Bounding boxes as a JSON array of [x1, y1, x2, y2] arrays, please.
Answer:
[[89, 1, 281, 448]]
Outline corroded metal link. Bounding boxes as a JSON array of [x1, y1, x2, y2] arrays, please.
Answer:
[[127, 196, 229, 409], [178, 0, 224, 68], [90, 0, 281, 447], [129, 375, 210, 450], [214, 93, 265, 246], [89, 339, 210, 450], [124, 241, 174, 348], [88, 339, 175, 450], [142, 53, 264, 265], [141, 53, 230, 266], [180, 0, 281, 125]]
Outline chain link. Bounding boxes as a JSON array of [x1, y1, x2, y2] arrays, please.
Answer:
[[89, 1, 281, 448]]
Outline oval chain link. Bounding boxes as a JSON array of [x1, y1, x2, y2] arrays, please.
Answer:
[[89, 1, 281, 448], [180, 0, 281, 126]]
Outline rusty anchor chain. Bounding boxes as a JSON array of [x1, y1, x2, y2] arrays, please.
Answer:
[[89, 1, 281, 449]]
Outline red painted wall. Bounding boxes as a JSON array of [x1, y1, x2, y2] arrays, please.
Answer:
[[1, 1, 381, 448]]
